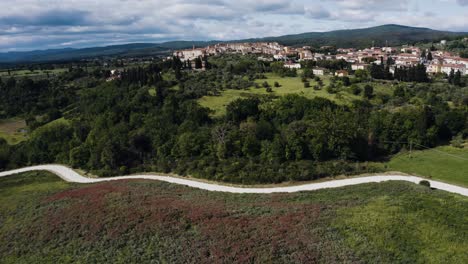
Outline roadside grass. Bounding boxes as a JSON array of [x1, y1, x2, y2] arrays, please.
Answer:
[[0, 172, 466, 263], [0, 118, 27, 145], [199, 73, 364, 116], [386, 146, 468, 187]]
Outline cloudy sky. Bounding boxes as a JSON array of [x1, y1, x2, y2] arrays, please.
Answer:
[[0, 0, 467, 51]]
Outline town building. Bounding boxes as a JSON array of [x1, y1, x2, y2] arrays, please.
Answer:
[[284, 62, 301, 69], [441, 64, 466, 75], [352, 64, 368, 71], [313, 68, 327, 76], [335, 70, 349, 77]]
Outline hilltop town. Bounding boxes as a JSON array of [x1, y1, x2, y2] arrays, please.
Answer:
[[173, 41, 468, 76]]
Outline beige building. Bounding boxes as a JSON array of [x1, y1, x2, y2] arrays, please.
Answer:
[[313, 68, 327, 76]]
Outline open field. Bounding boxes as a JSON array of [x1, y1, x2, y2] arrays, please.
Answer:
[[198, 73, 393, 116], [0, 172, 466, 263], [0, 68, 67, 78], [0, 118, 27, 145], [386, 146, 468, 187]]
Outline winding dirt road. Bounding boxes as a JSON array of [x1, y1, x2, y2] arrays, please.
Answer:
[[0, 164, 467, 196]]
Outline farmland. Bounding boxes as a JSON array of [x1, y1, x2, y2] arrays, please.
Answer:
[[0, 118, 27, 145], [0, 68, 68, 80], [0, 172, 467, 263]]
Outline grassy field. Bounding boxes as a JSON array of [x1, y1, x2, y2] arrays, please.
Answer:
[[386, 146, 468, 186], [198, 73, 392, 116], [0, 118, 27, 145], [0, 172, 466, 263]]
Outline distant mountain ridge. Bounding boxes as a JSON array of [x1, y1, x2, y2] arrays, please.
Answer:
[[1, 25, 466, 63]]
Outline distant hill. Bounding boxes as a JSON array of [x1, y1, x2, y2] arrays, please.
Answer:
[[252, 24, 467, 48], [0, 25, 466, 63], [0, 43, 170, 64]]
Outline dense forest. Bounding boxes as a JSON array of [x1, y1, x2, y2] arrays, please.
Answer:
[[0, 55, 466, 184]]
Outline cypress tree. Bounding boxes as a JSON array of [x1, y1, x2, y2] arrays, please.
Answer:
[[454, 70, 462, 86]]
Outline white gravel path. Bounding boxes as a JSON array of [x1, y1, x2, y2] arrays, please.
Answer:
[[0, 164, 467, 196]]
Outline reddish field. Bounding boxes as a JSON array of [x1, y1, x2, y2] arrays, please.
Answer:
[[39, 180, 347, 263], [1, 172, 467, 264]]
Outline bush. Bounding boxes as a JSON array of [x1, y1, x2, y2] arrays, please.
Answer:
[[350, 85, 362, 95], [304, 82, 310, 88], [419, 180, 431, 188], [266, 87, 273, 93], [274, 81, 280, 88], [262, 81, 270, 88], [450, 134, 464, 148], [364, 84, 374, 99]]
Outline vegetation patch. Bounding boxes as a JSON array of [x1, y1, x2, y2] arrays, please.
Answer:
[[386, 146, 468, 186], [0, 172, 467, 263], [334, 192, 468, 264], [0, 118, 27, 145]]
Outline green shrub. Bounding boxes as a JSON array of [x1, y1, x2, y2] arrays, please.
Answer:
[[419, 180, 431, 187], [450, 134, 464, 149]]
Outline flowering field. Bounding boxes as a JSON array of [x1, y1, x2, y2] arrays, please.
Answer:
[[0, 172, 467, 263]]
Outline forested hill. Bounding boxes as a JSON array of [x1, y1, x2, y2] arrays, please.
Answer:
[[0, 44, 171, 64], [0, 25, 466, 63], [251, 24, 467, 48]]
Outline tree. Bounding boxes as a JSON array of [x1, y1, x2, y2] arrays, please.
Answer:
[[350, 84, 362, 95], [302, 67, 315, 78], [341, 76, 351, 86], [0, 138, 10, 169], [194, 57, 203, 69], [155, 84, 165, 104], [448, 69, 455, 84], [226, 98, 260, 123], [203, 55, 211, 69], [354, 69, 369, 80], [363, 85, 374, 99], [274, 81, 280, 88], [175, 68, 182, 80], [453, 70, 462, 86], [386, 57, 395, 65], [427, 52, 433, 61]]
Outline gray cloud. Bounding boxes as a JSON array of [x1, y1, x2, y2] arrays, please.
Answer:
[[0, 0, 466, 51], [0, 9, 90, 26]]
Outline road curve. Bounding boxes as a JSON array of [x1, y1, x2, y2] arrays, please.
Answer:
[[0, 164, 467, 196]]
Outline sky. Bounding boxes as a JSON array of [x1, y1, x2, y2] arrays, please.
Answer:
[[0, 0, 467, 51]]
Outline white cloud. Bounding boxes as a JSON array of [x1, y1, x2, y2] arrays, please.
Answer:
[[0, 0, 466, 50]]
